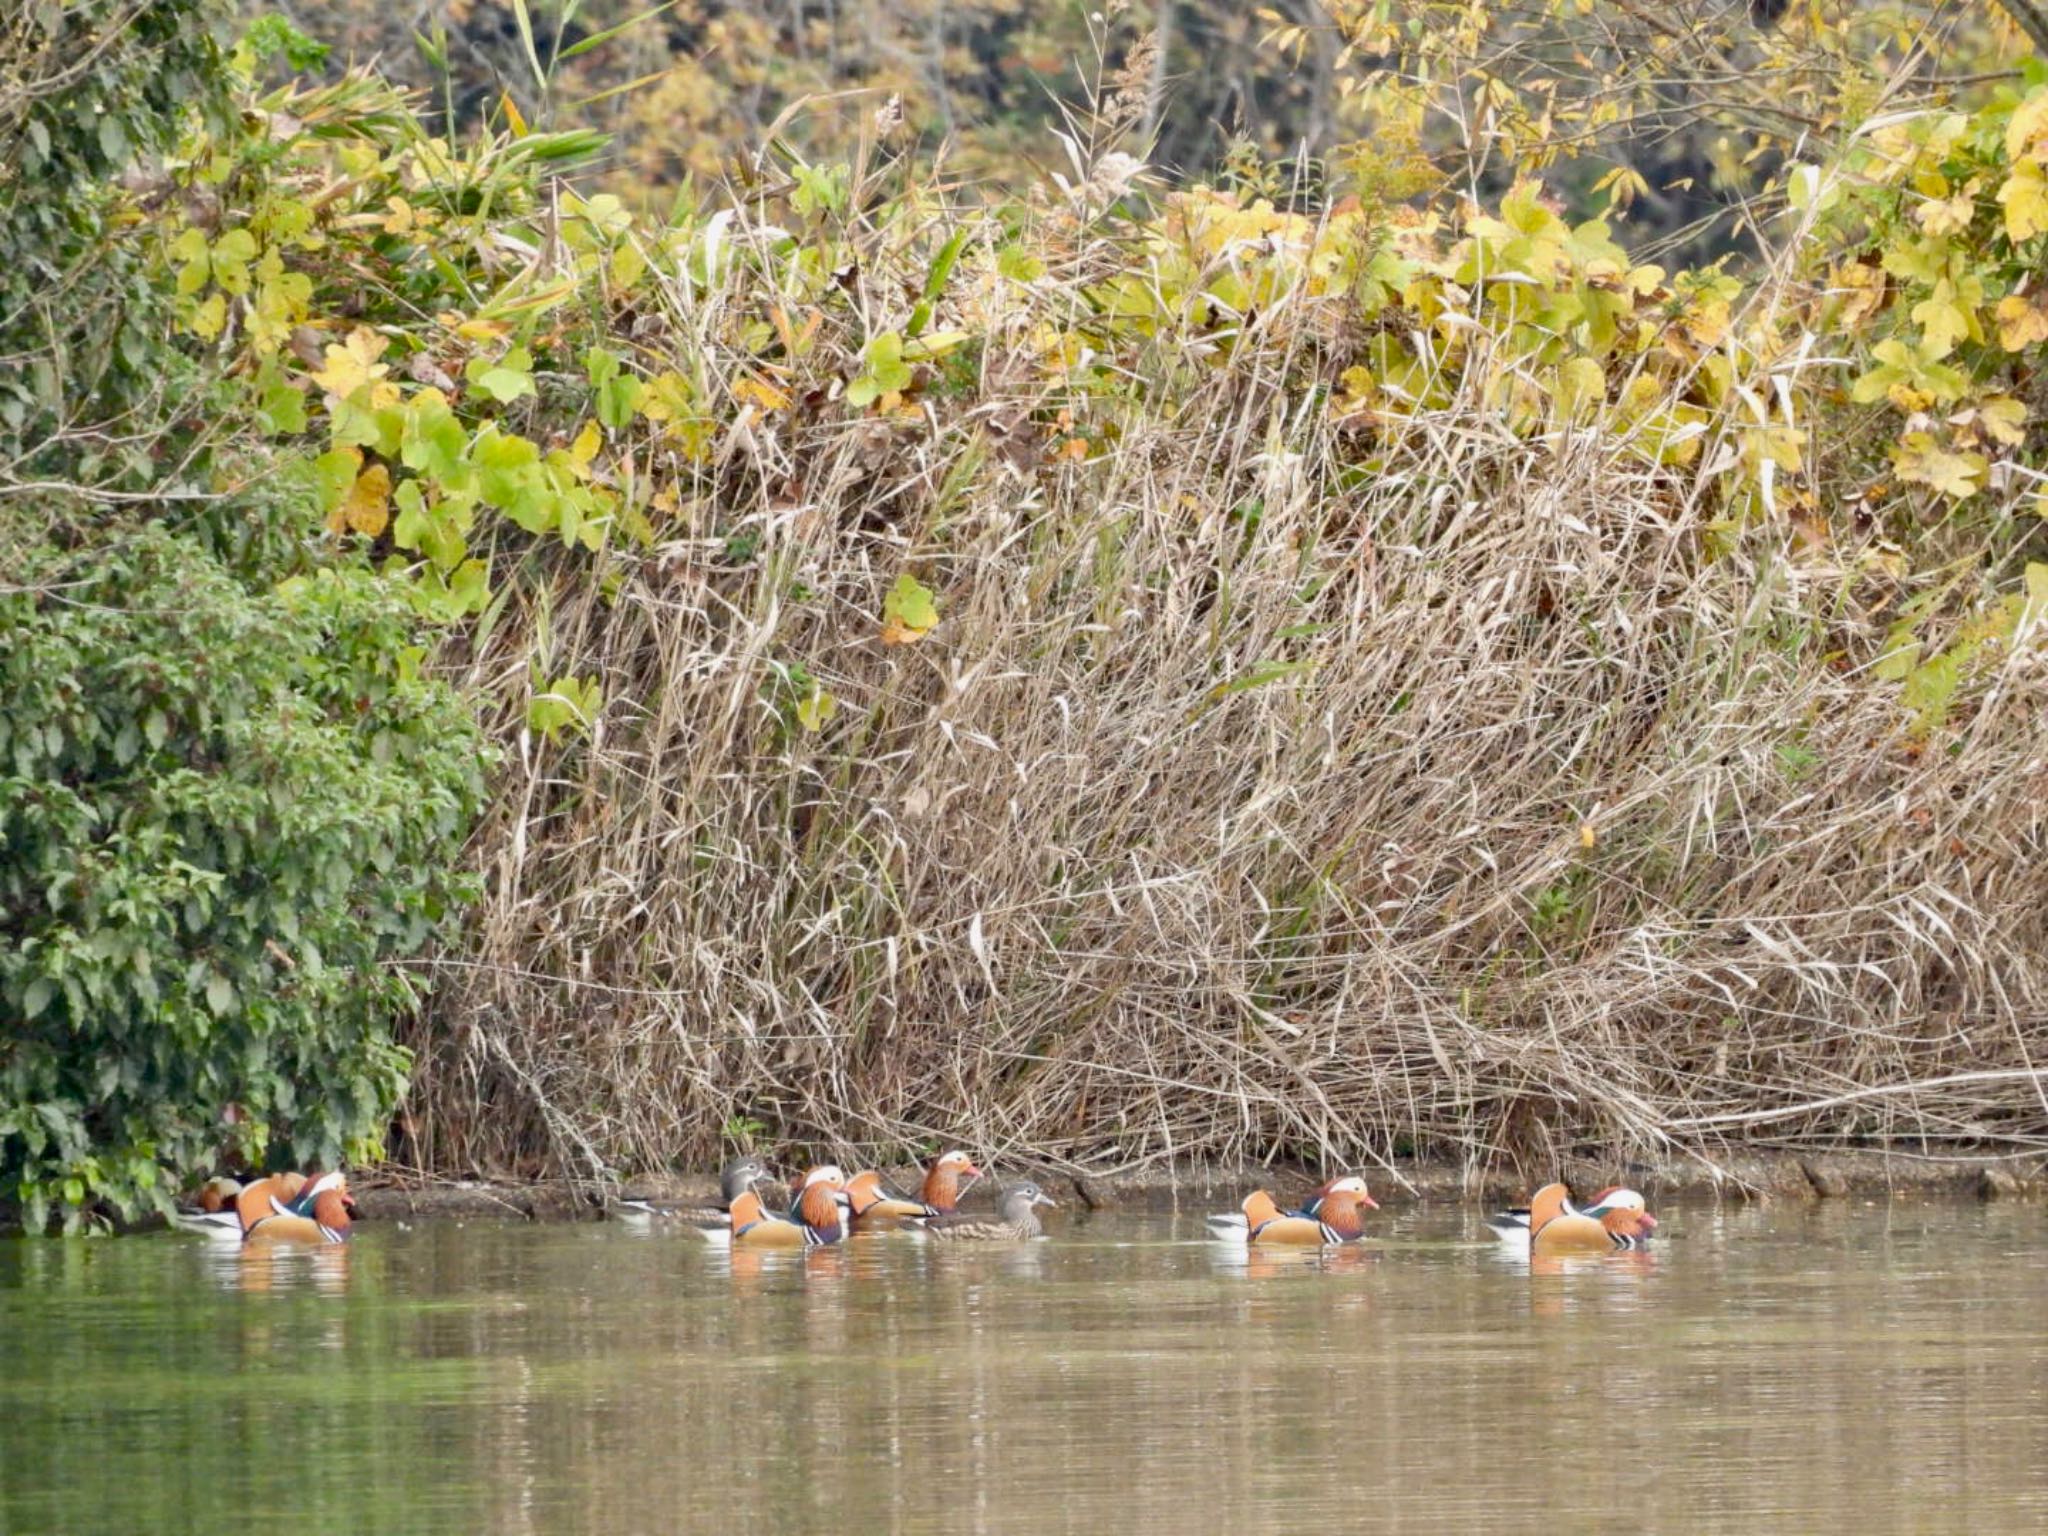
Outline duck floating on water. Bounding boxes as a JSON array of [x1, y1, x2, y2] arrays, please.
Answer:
[[174, 1171, 355, 1244], [1206, 1176, 1379, 1246], [172, 1172, 309, 1240], [615, 1155, 772, 1226], [1487, 1182, 1657, 1255], [844, 1149, 984, 1230], [924, 1182, 1057, 1242], [244, 1171, 356, 1245], [698, 1165, 849, 1248]]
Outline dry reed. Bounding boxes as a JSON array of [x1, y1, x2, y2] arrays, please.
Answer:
[[396, 167, 2048, 1191]]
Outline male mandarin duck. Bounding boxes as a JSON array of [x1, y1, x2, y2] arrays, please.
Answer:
[[244, 1171, 356, 1245], [1488, 1182, 1657, 1255], [844, 1149, 984, 1230], [615, 1155, 771, 1226], [698, 1165, 849, 1248], [843, 1170, 933, 1230], [1484, 1183, 1653, 1243], [1289, 1175, 1383, 1239], [1207, 1176, 1379, 1246], [918, 1150, 983, 1213], [925, 1182, 1057, 1242], [171, 1171, 313, 1240], [238, 1171, 312, 1229]]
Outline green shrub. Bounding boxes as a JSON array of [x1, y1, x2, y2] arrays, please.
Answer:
[[0, 519, 486, 1231], [0, 1, 231, 460]]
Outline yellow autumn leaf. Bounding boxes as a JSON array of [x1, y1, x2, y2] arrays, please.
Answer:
[[1997, 160, 2048, 243], [1330, 364, 1377, 420], [189, 292, 227, 341], [732, 375, 791, 413], [1910, 287, 1974, 356], [1892, 431, 1986, 499], [2005, 92, 2048, 162], [1682, 296, 1730, 348], [337, 463, 392, 538], [1552, 356, 1607, 420], [1994, 291, 2048, 350], [794, 687, 838, 731], [569, 420, 602, 471], [308, 326, 391, 400], [636, 371, 696, 424], [1980, 396, 2029, 447], [1829, 261, 1887, 330], [383, 197, 417, 235], [436, 310, 511, 343], [1913, 187, 1976, 238]]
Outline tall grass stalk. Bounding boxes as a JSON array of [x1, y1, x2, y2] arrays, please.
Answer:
[[397, 160, 2048, 1190]]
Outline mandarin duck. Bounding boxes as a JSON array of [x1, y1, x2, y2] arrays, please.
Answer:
[[1484, 1184, 1652, 1245], [845, 1149, 984, 1229], [169, 1176, 249, 1237], [244, 1171, 356, 1245], [924, 1182, 1057, 1242], [1290, 1175, 1383, 1240], [615, 1155, 772, 1226], [171, 1171, 311, 1240], [697, 1165, 849, 1248], [1489, 1182, 1657, 1255], [1207, 1176, 1378, 1246]]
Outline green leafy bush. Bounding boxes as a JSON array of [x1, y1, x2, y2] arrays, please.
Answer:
[[0, 1, 230, 458], [0, 522, 486, 1231]]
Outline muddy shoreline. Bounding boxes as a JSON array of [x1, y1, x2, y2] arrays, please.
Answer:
[[345, 1147, 2046, 1224]]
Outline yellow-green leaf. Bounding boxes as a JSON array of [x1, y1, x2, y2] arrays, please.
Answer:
[[1892, 431, 1986, 499], [309, 327, 391, 400], [795, 688, 838, 731], [333, 463, 392, 537], [1994, 291, 2048, 351], [1997, 160, 2048, 243], [881, 572, 939, 644]]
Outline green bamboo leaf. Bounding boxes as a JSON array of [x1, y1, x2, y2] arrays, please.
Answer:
[[561, 3, 677, 60], [508, 0, 547, 91]]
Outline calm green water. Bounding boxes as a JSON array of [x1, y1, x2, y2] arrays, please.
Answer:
[[3, 1197, 2046, 1534]]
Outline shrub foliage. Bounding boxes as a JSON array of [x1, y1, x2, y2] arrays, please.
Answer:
[[0, 6, 485, 1229], [1, 535, 484, 1229]]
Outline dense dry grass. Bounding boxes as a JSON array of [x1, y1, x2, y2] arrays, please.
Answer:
[[395, 190, 2048, 1190]]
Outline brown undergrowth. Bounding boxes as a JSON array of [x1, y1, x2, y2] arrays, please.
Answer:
[[398, 272, 2048, 1183]]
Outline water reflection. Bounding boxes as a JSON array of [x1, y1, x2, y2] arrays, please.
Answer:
[[3, 1201, 2048, 1534], [1205, 1240, 1380, 1280], [198, 1241, 355, 1295]]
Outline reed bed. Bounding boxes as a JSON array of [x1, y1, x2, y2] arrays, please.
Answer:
[[397, 188, 2048, 1188]]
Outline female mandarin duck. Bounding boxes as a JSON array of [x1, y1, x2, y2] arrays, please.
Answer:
[[925, 1181, 1057, 1242], [615, 1155, 771, 1226], [1207, 1176, 1379, 1245], [170, 1176, 252, 1237], [1488, 1182, 1656, 1255], [244, 1172, 356, 1245], [698, 1165, 850, 1248], [844, 1149, 984, 1230]]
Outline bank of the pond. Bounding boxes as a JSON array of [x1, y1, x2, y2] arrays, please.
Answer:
[[1, 1148, 2033, 1236], [331, 1146, 2044, 1228]]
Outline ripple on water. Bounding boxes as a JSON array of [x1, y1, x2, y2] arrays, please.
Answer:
[[3, 1201, 2047, 1533]]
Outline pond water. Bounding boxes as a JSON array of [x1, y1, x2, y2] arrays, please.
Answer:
[[3, 1195, 2046, 1534]]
